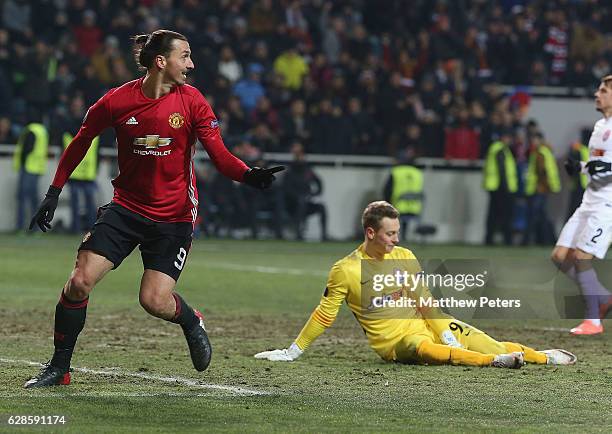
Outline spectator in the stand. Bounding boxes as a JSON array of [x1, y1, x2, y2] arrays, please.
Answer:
[[274, 44, 309, 91], [570, 21, 605, 66], [400, 124, 425, 157], [0, 28, 12, 73], [444, 105, 480, 160], [325, 70, 349, 103], [0, 116, 17, 143], [266, 71, 292, 108], [209, 76, 232, 110], [486, 18, 515, 83], [347, 96, 378, 155], [150, 0, 176, 29], [248, 122, 280, 152], [2, 0, 32, 40], [591, 57, 611, 84], [199, 16, 225, 52], [72, 10, 103, 57], [224, 95, 250, 139], [320, 4, 345, 65], [52, 62, 76, 104], [22, 40, 56, 121], [74, 63, 105, 106], [565, 59, 595, 89], [249, 41, 273, 75], [251, 96, 280, 135], [543, 9, 569, 85], [284, 0, 311, 46], [529, 59, 550, 86], [90, 35, 128, 86], [0, 28, 14, 90], [470, 101, 487, 144], [280, 98, 311, 149], [431, 14, 462, 63], [248, 0, 282, 37], [377, 72, 413, 152], [218, 45, 243, 84], [510, 11, 540, 85], [282, 141, 327, 241], [310, 99, 352, 154], [415, 76, 445, 157], [58, 39, 88, 84], [107, 8, 135, 48], [347, 24, 371, 63], [233, 63, 266, 115], [395, 49, 418, 82], [310, 52, 334, 90], [602, 38, 612, 66], [462, 26, 486, 76], [297, 74, 321, 108], [228, 16, 253, 61]]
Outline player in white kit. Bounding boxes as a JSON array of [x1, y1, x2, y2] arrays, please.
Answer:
[[552, 75, 612, 335]]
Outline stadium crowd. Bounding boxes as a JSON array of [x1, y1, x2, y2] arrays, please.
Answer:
[[1, 0, 611, 160]]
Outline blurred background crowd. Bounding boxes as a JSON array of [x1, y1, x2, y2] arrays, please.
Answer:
[[1, 0, 611, 160]]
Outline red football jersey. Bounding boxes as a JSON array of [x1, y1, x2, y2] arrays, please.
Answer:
[[53, 78, 249, 222]]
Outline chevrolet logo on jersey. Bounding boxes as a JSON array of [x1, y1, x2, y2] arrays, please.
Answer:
[[133, 135, 173, 156], [133, 135, 172, 149]]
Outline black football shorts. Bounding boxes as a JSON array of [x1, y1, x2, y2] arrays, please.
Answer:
[[79, 202, 193, 281]]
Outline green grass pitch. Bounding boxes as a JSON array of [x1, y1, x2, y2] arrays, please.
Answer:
[[0, 234, 610, 433]]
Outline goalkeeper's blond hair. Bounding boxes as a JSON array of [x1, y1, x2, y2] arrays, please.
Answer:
[[361, 201, 399, 232]]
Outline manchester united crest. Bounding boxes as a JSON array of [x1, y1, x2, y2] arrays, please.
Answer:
[[168, 112, 185, 129]]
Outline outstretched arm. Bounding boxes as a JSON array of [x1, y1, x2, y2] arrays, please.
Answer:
[[255, 265, 348, 361], [195, 93, 285, 188]]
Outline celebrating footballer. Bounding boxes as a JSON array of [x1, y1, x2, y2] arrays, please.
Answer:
[[24, 30, 284, 388]]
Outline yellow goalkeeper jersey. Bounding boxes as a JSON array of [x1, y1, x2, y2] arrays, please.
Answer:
[[294, 244, 440, 361]]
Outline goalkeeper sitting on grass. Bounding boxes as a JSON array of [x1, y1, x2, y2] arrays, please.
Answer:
[[255, 201, 577, 369]]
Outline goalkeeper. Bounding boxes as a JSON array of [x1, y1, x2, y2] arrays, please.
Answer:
[[255, 201, 577, 369]]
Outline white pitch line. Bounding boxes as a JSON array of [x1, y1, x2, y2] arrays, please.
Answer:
[[202, 261, 328, 277], [0, 358, 268, 396], [530, 326, 572, 332], [0, 392, 227, 398]]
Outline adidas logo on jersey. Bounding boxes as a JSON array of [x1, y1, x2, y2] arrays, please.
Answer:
[[125, 116, 138, 125]]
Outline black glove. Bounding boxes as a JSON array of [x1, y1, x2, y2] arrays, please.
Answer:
[[243, 166, 285, 190], [564, 158, 581, 176], [585, 159, 612, 176], [29, 185, 62, 232]]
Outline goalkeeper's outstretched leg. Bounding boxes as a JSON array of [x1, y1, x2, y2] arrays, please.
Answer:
[[393, 320, 576, 368]]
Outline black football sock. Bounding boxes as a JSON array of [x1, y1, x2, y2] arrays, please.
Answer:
[[170, 293, 199, 332], [50, 291, 88, 370]]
